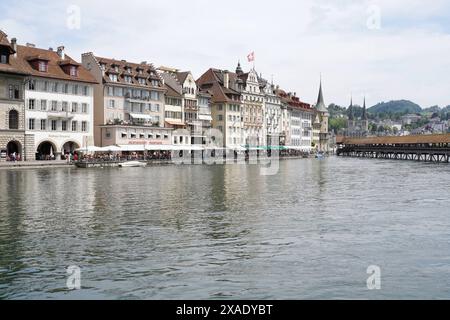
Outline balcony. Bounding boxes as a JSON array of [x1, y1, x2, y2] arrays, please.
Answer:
[[124, 92, 153, 103], [47, 111, 74, 119]]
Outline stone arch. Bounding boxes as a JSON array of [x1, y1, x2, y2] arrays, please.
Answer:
[[36, 139, 58, 160], [61, 140, 80, 155], [6, 140, 22, 160]]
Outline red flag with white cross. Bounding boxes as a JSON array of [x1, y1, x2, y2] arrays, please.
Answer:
[[247, 52, 255, 62]]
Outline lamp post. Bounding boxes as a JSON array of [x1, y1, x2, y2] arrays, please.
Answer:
[[21, 77, 32, 161]]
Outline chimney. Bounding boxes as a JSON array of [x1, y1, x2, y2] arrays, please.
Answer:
[[223, 70, 229, 89], [141, 61, 147, 65], [26, 43, 35, 48], [57, 46, 65, 59], [49, 47, 53, 51], [11, 38, 17, 57]]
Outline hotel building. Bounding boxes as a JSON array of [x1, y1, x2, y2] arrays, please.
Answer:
[[11, 40, 97, 160], [0, 31, 30, 161], [263, 83, 282, 146], [81, 53, 171, 147], [235, 63, 266, 147], [197, 68, 243, 149]]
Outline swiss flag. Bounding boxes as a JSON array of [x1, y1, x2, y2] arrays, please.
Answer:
[[247, 52, 255, 62]]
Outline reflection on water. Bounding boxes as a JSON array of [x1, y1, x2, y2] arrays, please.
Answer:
[[1, 158, 450, 299]]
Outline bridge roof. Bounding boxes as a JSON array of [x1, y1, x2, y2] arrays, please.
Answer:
[[343, 134, 450, 145]]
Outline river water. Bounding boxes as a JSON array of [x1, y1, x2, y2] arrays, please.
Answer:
[[1, 157, 450, 299]]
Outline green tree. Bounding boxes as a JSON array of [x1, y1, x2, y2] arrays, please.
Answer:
[[329, 117, 347, 133]]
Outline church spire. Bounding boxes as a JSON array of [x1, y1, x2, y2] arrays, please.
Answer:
[[315, 76, 328, 113], [362, 97, 368, 120], [348, 95, 354, 120], [236, 60, 243, 75]]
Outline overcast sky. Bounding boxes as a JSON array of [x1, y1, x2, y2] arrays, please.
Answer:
[[1, 0, 449, 108]]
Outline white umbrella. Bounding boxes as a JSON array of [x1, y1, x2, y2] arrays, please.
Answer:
[[100, 145, 122, 152], [75, 146, 103, 153]]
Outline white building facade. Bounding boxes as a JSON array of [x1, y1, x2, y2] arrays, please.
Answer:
[[264, 83, 282, 146], [25, 78, 94, 159], [12, 44, 97, 160]]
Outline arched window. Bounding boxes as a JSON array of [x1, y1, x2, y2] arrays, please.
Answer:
[[9, 110, 19, 130]]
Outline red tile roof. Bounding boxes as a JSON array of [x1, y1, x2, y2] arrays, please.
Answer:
[[197, 68, 242, 104], [11, 45, 98, 83], [94, 56, 163, 89]]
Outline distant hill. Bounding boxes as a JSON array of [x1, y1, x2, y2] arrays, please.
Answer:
[[423, 105, 440, 113], [368, 100, 422, 114]]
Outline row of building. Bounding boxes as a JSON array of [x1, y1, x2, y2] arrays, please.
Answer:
[[0, 30, 330, 161]]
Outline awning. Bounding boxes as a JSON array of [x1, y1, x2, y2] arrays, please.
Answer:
[[75, 146, 104, 153], [129, 113, 152, 120], [165, 120, 185, 126], [286, 146, 312, 151], [145, 144, 169, 151], [173, 145, 204, 151], [198, 115, 213, 121], [118, 145, 145, 152], [100, 145, 122, 152]]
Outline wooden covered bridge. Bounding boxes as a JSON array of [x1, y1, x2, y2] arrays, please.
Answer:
[[336, 134, 450, 163]]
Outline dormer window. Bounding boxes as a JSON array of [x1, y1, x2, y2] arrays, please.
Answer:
[[114, 66, 119, 72], [0, 45, 11, 64], [100, 64, 106, 71], [125, 75, 132, 83], [59, 60, 80, 77], [109, 74, 118, 82], [70, 66, 78, 77], [38, 61, 48, 72]]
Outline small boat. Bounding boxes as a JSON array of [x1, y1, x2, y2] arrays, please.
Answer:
[[315, 152, 325, 159], [118, 161, 147, 168]]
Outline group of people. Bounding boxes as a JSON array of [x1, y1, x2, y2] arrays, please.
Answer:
[[63, 152, 79, 163], [6, 152, 21, 162], [79, 151, 173, 162]]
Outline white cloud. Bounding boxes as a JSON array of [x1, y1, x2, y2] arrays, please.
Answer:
[[1, 0, 449, 107]]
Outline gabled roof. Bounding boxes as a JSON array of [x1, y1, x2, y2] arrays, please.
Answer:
[[164, 83, 182, 98], [0, 30, 15, 54], [196, 68, 242, 104], [175, 71, 190, 85], [159, 72, 183, 99], [11, 45, 97, 83], [0, 31, 28, 76]]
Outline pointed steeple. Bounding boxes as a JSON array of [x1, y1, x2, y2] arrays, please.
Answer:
[[236, 60, 243, 75], [362, 97, 368, 120], [348, 95, 354, 120], [315, 76, 328, 113]]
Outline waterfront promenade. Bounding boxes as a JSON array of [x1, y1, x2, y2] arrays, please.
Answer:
[[0, 154, 313, 169], [0, 160, 73, 169]]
